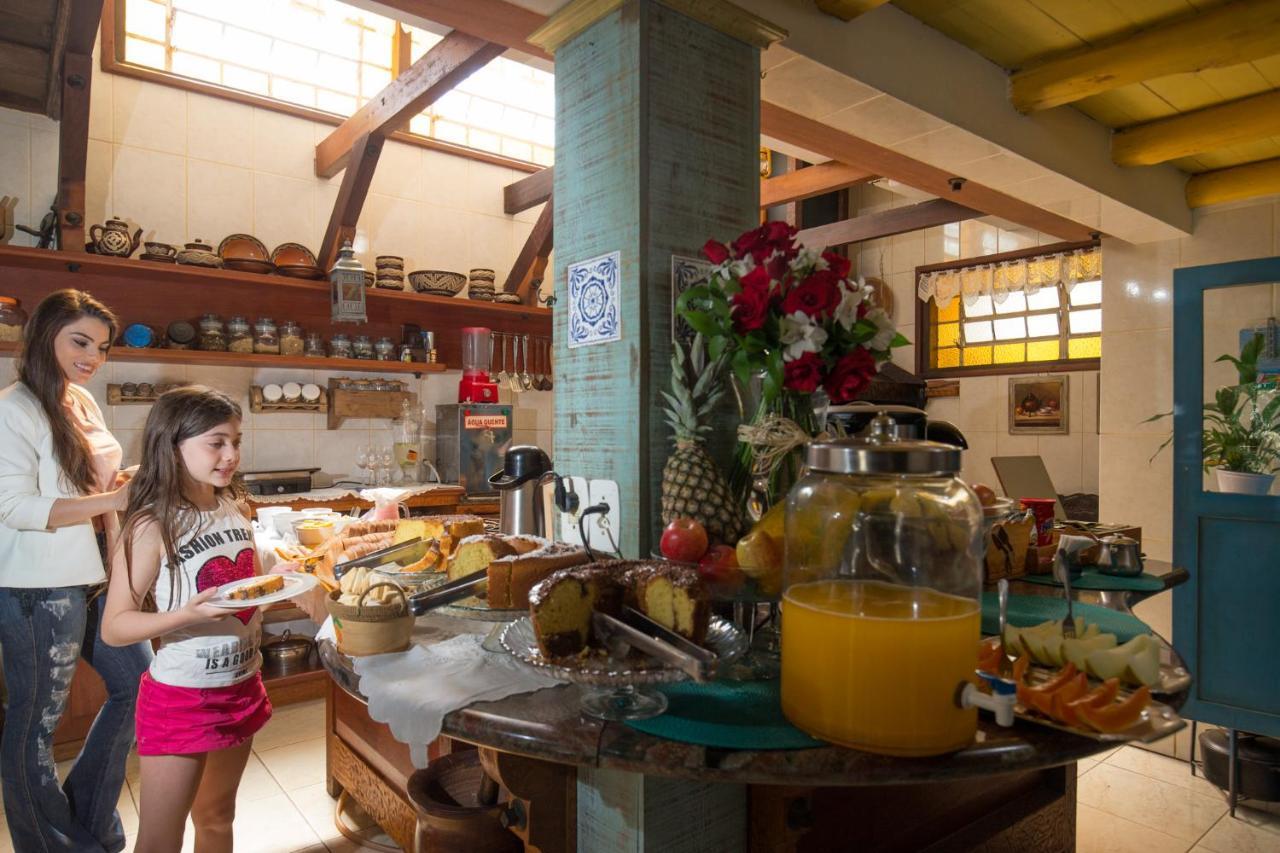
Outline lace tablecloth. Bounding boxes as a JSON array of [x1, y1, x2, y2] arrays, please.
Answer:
[[250, 483, 454, 505]]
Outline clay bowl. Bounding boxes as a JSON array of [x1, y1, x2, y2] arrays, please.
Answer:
[[218, 233, 270, 263], [143, 241, 177, 259], [270, 242, 317, 268], [408, 270, 466, 296]]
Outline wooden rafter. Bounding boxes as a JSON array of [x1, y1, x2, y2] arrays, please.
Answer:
[[319, 132, 385, 270], [1185, 157, 1280, 208], [760, 162, 877, 208], [505, 194, 554, 302], [797, 198, 981, 250], [315, 31, 505, 178], [814, 0, 891, 22], [54, 0, 105, 252], [760, 102, 1096, 242], [367, 0, 551, 62], [1010, 0, 1280, 113], [505, 167, 553, 214], [1112, 90, 1280, 167]]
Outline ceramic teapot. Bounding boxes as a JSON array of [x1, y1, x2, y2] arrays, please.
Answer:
[[88, 218, 142, 258]]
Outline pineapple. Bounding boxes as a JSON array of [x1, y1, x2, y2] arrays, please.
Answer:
[[661, 335, 743, 543]]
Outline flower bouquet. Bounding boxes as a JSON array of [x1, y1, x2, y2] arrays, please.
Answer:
[[677, 221, 907, 515]]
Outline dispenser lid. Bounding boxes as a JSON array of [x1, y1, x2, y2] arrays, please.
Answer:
[[489, 445, 552, 488], [807, 413, 960, 476]]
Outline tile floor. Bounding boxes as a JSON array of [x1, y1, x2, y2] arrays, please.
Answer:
[[4, 701, 1277, 852]]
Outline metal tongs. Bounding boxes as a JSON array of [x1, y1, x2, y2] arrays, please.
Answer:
[[592, 607, 719, 682], [332, 537, 427, 580], [405, 568, 488, 616]]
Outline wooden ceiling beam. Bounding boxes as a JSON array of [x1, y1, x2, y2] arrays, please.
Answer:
[[760, 102, 1096, 242], [53, 0, 105, 251], [797, 198, 981, 250], [367, 0, 551, 62], [319, 132, 385, 270], [1011, 0, 1280, 113], [814, 0, 890, 22], [1113, 89, 1280, 167], [504, 167, 553, 214], [505, 193, 554, 301], [1185, 157, 1280, 208], [760, 162, 877, 207], [315, 31, 505, 178]]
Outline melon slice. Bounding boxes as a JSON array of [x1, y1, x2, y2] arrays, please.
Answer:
[[1062, 634, 1117, 670]]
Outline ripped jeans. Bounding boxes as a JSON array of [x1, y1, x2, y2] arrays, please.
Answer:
[[0, 586, 153, 853]]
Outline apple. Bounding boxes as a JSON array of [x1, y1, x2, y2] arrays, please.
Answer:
[[660, 518, 708, 563], [698, 544, 744, 590]]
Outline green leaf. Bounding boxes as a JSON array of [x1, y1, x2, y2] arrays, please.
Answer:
[[1216, 386, 1239, 415], [890, 332, 911, 348], [683, 311, 718, 338]]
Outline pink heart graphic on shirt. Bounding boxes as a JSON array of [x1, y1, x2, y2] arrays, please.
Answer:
[[195, 547, 257, 625]]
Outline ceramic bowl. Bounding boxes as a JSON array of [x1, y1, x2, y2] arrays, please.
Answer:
[[143, 241, 176, 258], [218, 233, 269, 262], [408, 270, 466, 295], [270, 242, 317, 268]]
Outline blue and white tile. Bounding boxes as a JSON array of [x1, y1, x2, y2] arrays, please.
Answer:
[[567, 251, 621, 349]]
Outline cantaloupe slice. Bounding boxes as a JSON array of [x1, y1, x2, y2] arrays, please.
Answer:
[[1086, 635, 1156, 685], [1041, 633, 1064, 667]]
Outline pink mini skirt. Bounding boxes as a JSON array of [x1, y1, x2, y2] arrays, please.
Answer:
[[135, 671, 273, 756]]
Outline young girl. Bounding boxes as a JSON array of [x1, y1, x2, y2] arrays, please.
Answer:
[[103, 386, 272, 853]]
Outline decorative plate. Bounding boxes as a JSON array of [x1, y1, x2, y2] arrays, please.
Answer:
[[217, 233, 270, 262]]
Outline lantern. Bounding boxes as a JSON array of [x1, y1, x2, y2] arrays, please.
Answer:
[[330, 241, 367, 324]]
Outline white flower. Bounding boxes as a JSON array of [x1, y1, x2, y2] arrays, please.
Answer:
[[834, 283, 865, 330], [729, 255, 756, 280], [864, 306, 896, 351], [779, 312, 828, 361], [791, 246, 821, 273]]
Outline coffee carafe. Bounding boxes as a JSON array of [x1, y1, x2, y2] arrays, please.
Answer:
[[489, 446, 555, 538]]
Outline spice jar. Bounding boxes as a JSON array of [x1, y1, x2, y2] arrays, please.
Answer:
[[329, 334, 353, 359], [353, 335, 374, 360], [0, 297, 26, 342], [279, 321, 304, 356], [167, 321, 195, 350], [228, 316, 253, 353], [198, 313, 226, 352], [253, 318, 279, 354], [304, 332, 325, 358], [374, 336, 395, 361]]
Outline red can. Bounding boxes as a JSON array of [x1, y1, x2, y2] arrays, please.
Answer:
[[1020, 498, 1057, 546]]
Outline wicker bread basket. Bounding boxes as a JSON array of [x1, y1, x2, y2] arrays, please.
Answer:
[[326, 582, 414, 656]]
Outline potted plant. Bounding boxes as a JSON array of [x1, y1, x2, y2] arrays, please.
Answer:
[[1151, 334, 1280, 494]]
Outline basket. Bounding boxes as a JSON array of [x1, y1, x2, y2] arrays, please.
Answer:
[[325, 582, 415, 656]]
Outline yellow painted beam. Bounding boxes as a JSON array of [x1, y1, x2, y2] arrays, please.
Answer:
[[1011, 0, 1280, 113], [1185, 157, 1280, 207], [1114, 89, 1280, 166], [814, 0, 891, 22]]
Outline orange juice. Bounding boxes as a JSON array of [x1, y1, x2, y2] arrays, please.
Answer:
[[781, 579, 980, 756]]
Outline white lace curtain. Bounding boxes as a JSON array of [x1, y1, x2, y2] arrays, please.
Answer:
[[917, 246, 1101, 309]]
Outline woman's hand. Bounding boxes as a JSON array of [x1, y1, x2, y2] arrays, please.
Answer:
[[180, 587, 230, 624], [108, 479, 131, 512]]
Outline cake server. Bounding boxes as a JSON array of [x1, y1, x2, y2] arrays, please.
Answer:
[[333, 537, 426, 580], [592, 608, 718, 682], [406, 568, 488, 615]]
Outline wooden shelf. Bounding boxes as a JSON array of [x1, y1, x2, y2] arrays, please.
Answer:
[[0, 341, 444, 375], [0, 245, 552, 368]]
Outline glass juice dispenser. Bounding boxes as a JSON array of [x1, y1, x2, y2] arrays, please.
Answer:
[[780, 414, 999, 756], [458, 326, 498, 403]]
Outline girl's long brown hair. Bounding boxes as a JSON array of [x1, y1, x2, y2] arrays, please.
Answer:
[[17, 290, 118, 494], [120, 386, 245, 608]]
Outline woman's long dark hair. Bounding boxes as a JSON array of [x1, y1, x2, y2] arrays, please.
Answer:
[[17, 290, 118, 495], [120, 386, 245, 608]]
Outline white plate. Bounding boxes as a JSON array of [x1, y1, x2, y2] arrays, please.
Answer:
[[208, 574, 318, 609]]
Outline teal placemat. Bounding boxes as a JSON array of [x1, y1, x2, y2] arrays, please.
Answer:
[[625, 680, 824, 750], [981, 593, 1151, 642], [1019, 569, 1164, 592]]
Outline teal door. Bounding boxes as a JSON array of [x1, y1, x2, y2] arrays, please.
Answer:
[[1172, 257, 1280, 735]]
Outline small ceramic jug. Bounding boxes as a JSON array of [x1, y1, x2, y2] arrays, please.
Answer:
[[89, 217, 142, 257], [176, 239, 223, 268]]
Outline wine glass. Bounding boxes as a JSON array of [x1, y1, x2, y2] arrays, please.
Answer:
[[355, 444, 370, 485], [379, 446, 394, 486]]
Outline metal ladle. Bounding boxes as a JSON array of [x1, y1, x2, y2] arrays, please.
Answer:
[[494, 333, 509, 386], [533, 336, 547, 391], [520, 334, 534, 391], [508, 336, 524, 394]]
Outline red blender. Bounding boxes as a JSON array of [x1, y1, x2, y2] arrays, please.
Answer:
[[458, 327, 499, 403]]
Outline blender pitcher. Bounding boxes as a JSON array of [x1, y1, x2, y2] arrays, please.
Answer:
[[457, 327, 498, 403]]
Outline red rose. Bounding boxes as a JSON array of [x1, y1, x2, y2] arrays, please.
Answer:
[[822, 251, 851, 280], [732, 226, 769, 260], [824, 348, 877, 404], [765, 220, 796, 246], [765, 253, 790, 283], [782, 269, 841, 319], [783, 352, 824, 394], [731, 279, 770, 333], [702, 239, 730, 265], [739, 264, 771, 292]]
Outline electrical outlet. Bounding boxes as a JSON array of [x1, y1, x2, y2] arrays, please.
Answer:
[[558, 476, 590, 544], [587, 479, 621, 553]]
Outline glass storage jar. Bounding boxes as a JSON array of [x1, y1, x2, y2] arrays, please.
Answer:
[[253, 318, 279, 354], [353, 335, 374, 360], [374, 336, 395, 361], [304, 332, 325, 358], [198, 313, 226, 351], [780, 414, 984, 757], [329, 334, 353, 359], [0, 297, 27, 343], [227, 316, 253, 353], [279, 321, 304, 356]]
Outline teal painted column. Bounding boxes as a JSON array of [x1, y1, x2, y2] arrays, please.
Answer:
[[538, 0, 779, 557]]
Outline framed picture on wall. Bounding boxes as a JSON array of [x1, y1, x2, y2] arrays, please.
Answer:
[[1008, 375, 1069, 434]]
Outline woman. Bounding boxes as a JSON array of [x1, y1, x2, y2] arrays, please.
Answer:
[[0, 289, 153, 852]]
